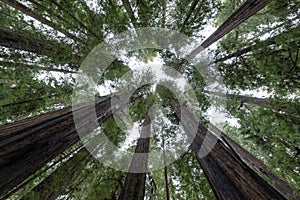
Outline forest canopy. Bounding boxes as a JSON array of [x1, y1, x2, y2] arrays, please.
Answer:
[[0, 0, 299, 199]]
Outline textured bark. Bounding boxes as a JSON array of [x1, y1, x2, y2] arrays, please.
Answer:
[[0, 87, 146, 198], [20, 148, 91, 200], [0, 97, 111, 198], [203, 90, 270, 106], [0, 0, 81, 42], [171, 100, 298, 199], [118, 109, 152, 200], [0, 144, 83, 200], [187, 0, 268, 60]]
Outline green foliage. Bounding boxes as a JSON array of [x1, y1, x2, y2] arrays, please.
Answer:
[[1, 0, 299, 199]]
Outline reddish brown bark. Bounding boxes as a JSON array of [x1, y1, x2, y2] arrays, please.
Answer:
[[0, 87, 147, 198], [118, 109, 152, 200], [171, 99, 298, 199], [20, 148, 91, 200], [187, 0, 268, 60]]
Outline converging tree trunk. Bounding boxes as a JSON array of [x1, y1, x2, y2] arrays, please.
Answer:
[[215, 25, 300, 63], [0, 0, 81, 42], [0, 87, 146, 198], [171, 99, 299, 199], [203, 90, 270, 106], [187, 0, 268, 60], [20, 148, 91, 200], [118, 109, 152, 200]]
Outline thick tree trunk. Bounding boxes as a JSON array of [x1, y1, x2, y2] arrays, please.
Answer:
[[0, 27, 80, 63], [0, 97, 111, 198], [0, 0, 81, 42], [171, 99, 298, 199], [118, 109, 152, 200], [20, 148, 91, 200], [0, 143, 83, 200], [187, 0, 268, 60], [0, 87, 146, 198]]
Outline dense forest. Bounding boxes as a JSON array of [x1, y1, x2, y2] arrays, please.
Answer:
[[0, 0, 299, 199]]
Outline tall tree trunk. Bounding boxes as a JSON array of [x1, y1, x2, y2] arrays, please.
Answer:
[[0, 97, 111, 198], [203, 90, 270, 106], [0, 0, 81, 42], [171, 99, 298, 199], [48, 0, 101, 39], [180, 0, 200, 33], [20, 148, 91, 200], [215, 25, 300, 63], [162, 0, 167, 27], [0, 26, 54, 55], [0, 61, 77, 73], [118, 109, 152, 200], [163, 139, 170, 200], [187, 0, 268, 60], [121, 0, 137, 26], [0, 143, 83, 200], [0, 27, 80, 63], [0, 87, 146, 198]]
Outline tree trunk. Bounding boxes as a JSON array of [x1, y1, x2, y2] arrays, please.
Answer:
[[215, 25, 300, 63], [203, 90, 270, 106], [163, 139, 170, 200], [0, 26, 54, 55], [0, 143, 83, 200], [118, 109, 152, 200], [180, 0, 200, 33], [162, 0, 167, 27], [20, 148, 91, 200], [0, 0, 81, 42], [0, 97, 111, 198], [0, 61, 77, 73], [48, 0, 101, 39], [0, 87, 146, 198], [121, 0, 137, 26], [171, 99, 298, 199], [187, 0, 268, 60]]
